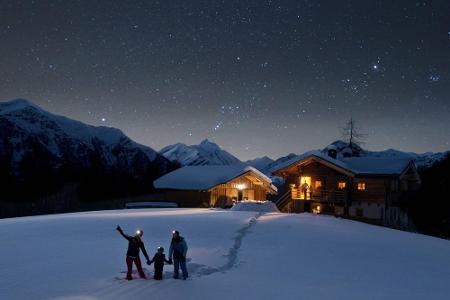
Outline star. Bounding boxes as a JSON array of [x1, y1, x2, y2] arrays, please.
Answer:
[[429, 75, 440, 82]]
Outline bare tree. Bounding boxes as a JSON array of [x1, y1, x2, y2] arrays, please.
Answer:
[[340, 117, 366, 148]]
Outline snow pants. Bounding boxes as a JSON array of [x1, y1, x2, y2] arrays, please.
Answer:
[[126, 256, 146, 280], [154, 265, 164, 280], [173, 256, 188, 279]]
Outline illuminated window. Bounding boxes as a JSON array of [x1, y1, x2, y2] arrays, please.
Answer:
[[357, 182, 366, 191], [315, 181, 322, 189], [338, 182, 346, 189]]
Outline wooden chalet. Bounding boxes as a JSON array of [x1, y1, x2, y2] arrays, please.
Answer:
[[154, 165, 277, 208], [272, 148, 420, 223]]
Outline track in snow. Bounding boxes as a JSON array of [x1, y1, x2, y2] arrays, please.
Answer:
[[189, 212, 263, 276]]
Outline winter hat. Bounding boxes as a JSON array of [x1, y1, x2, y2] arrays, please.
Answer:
[[157, 246, 164, 253]]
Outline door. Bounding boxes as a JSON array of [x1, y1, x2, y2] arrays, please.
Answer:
[[243, 189, 255, 201], [299, 176, 312, 199]]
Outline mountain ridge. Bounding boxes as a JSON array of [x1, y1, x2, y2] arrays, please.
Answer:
[[159, 139, 243, 166], [0, 98, 177, 201]]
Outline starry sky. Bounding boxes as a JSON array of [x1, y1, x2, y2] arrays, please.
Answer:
[[1, 0, 449, 160]]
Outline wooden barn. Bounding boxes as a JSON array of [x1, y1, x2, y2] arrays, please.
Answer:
[[153, 165, 277, 208], [272, 149, 420, 223]]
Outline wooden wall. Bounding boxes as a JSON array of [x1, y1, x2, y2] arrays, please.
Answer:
[[210, 175, 269, 207], [281, 160, 389, 204], [157, 190, 211, 207], [353, 177, 387, 204]]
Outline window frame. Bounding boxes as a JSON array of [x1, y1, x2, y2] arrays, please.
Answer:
[[357, 182, 366, 191], [338, 181, 346, 190]]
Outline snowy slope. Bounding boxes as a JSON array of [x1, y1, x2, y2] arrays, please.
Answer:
[[159, 139, 243, 166], [0, 99, 176, 202], [1, 208, 449, 300], [245, 156, 274, 171], [265, 151, 317, 174]]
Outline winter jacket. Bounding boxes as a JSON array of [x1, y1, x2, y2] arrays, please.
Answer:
[[148, 253, 171, 268], [118, 229, 150, 260], [169, 237, 188, 259]]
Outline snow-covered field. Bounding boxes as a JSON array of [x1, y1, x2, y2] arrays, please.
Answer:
[[1, 208, 450, 300]]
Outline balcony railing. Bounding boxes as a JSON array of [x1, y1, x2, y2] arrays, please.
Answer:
[[291, 187, 346, 203]]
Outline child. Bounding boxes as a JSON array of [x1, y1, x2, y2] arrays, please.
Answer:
[[147, 246, 172, 280]]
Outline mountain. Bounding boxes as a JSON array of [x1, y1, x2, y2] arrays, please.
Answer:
[[245, 156, 274, 171], [265, 140, 448, 174], [321, 140, 448, 169], [159, 139, 243, 166], [0, 99, 177, 202]]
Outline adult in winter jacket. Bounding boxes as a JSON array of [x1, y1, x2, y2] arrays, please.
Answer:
[[116, 225, 151, 280], [147, 246, 172, 280], [168, 230, 188, 279]]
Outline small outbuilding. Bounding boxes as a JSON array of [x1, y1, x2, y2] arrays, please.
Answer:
[[153, 165, 277, 208]]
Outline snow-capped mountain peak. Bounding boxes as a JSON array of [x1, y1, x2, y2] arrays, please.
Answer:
[[246, 156, 274, 171], [0, 98, 175, 182], [160, 139, 243, 166]]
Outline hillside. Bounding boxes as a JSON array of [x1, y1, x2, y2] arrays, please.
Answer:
[[1, 208, 449, 299], [0, 99, 176, 211]]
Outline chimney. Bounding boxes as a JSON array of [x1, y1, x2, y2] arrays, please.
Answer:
[[327, 148, 337, 159]]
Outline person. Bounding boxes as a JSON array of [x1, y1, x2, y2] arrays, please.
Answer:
[[168, 230, 188, 280], [147, 246, 172, 280], [116, 225, 151, 280], [301, 182, 309, 200]]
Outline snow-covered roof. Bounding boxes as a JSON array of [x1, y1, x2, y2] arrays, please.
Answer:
[[272, 151, 414, 176], [154, 165, 277, 191]]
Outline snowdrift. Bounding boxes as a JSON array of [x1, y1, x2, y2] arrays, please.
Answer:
[[231, 200, 280, 213]]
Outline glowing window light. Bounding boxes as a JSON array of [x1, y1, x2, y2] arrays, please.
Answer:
[[236, 184, 246, 190]]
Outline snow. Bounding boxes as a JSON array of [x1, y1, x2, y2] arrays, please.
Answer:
[[272, 150, 413, 176], [230, 201, 280, 213], [245, 156, 274, 171], [159, 139, 243, 166], [0, 98, 160, 165], [125, 202, 178, 208], [268, 141, 448, 174], [1, 208, 450, 300], [154, 165, 277, 191]]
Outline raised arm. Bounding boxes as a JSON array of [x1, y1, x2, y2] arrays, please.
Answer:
[[116, 226, 131, 241]]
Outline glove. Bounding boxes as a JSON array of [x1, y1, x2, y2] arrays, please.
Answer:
[[168, 258, 173, 264], [116, 225, 122, 231]]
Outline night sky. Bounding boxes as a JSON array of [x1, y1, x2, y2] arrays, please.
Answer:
[[1, 1, 449, 160]]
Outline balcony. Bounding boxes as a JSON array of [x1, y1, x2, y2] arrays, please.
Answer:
[[290, 187, 346, 203]]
